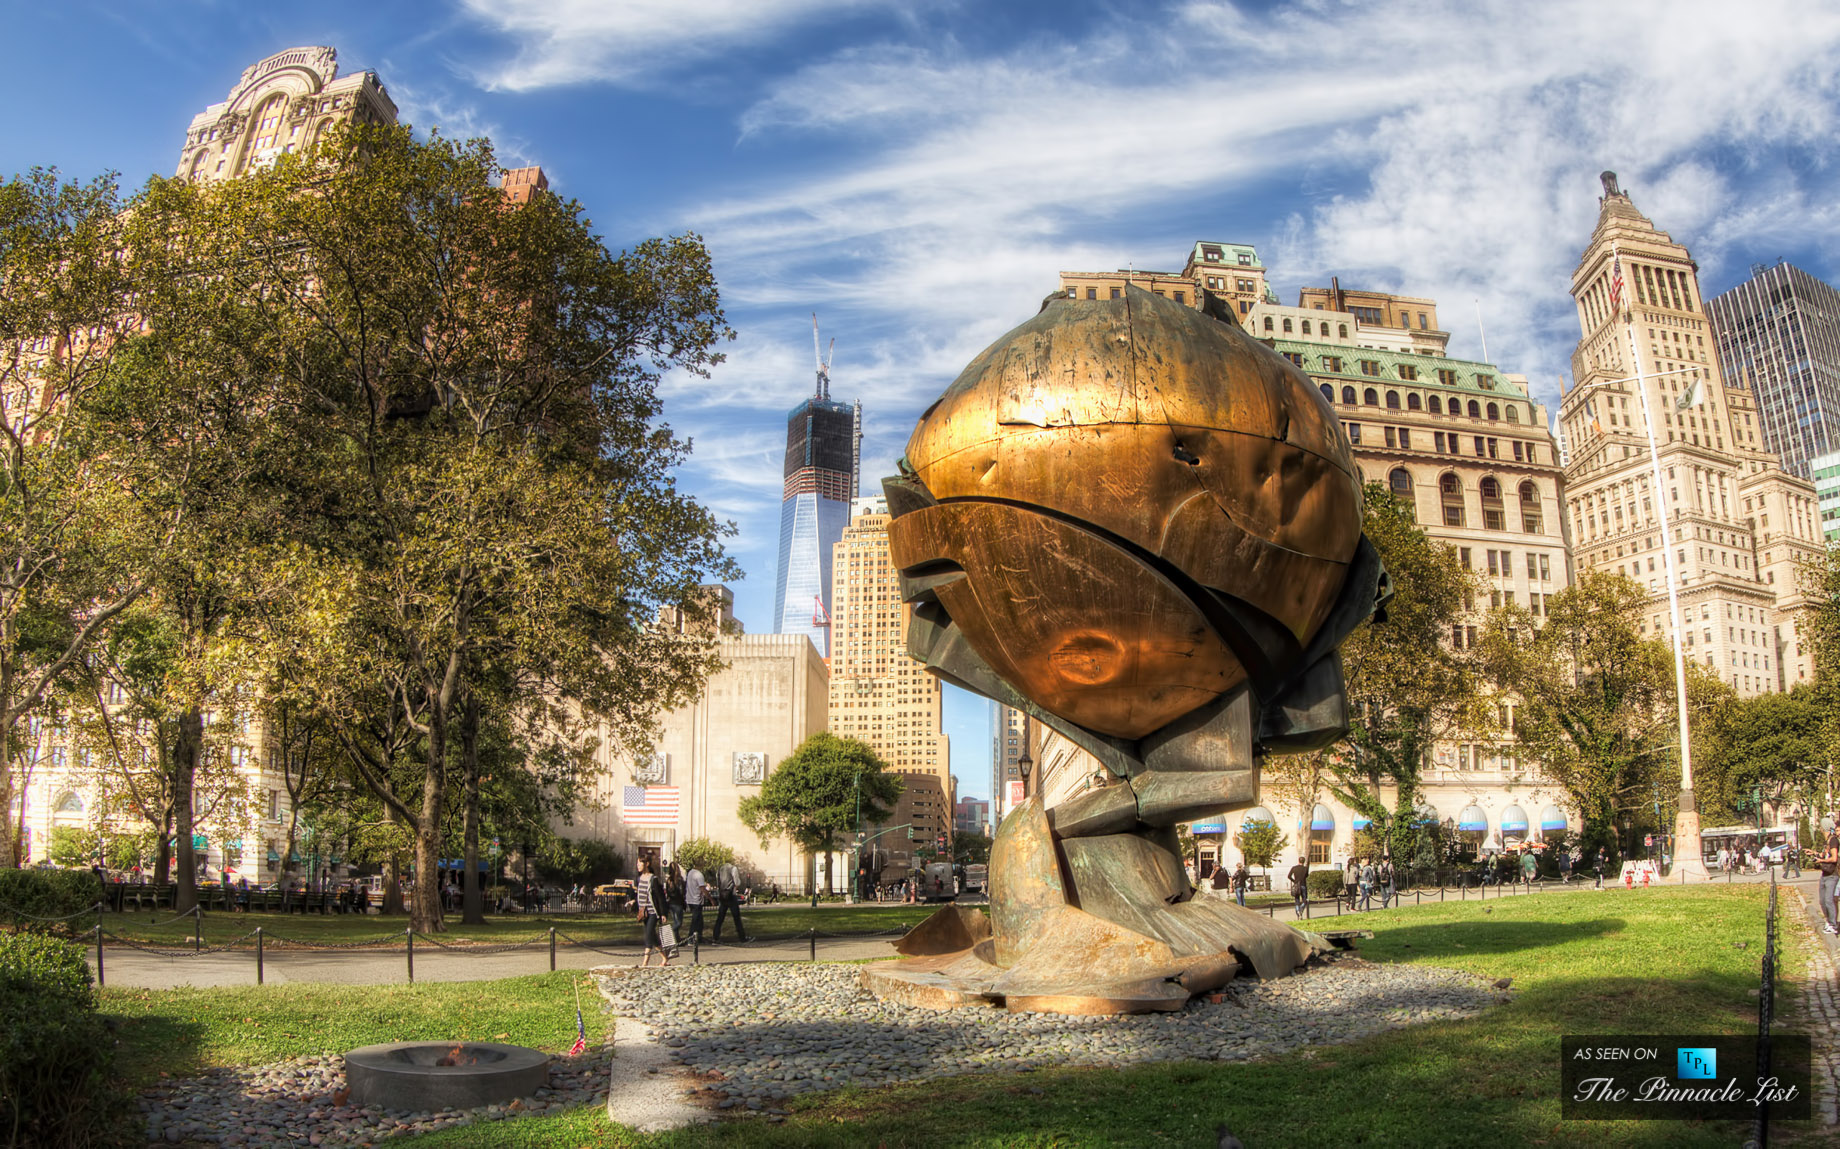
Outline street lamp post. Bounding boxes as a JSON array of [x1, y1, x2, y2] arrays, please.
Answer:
[[1571, 277, 1712, 880], [1016, 715, 1034, 800]]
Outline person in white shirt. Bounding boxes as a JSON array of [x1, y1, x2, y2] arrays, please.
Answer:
[[683, 865, 708, 941]]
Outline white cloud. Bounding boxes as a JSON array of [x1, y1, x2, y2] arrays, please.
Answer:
[[456, 0, 890, 91], [384, 73, 540, 168], [675, 0, 1840, 422]]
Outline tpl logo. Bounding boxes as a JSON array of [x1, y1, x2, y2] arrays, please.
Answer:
[[1677, 1048, 1717, 1080]]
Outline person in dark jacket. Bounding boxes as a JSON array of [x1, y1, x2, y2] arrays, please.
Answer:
[[634, 859, 672, 967], [1287, 857, 1310, 915]]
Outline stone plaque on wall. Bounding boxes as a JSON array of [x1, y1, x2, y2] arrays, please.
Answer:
[[635, 753, 668, 785], [732, 752, 768, 786]]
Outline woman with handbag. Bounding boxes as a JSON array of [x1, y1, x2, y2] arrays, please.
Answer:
[[634, 859, 675, 967]]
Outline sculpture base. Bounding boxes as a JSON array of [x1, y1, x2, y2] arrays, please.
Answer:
[[1671, 807, 1710, 881], [862, 794, 1327, 1016]]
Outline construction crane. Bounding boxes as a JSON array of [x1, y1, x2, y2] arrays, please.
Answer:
[[812, 313, 836, 400]]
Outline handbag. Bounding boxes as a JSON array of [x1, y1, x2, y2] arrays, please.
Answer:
[[656, 920, 677, 950]]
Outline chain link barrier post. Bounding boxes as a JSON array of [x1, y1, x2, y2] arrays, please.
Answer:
[[549, 927, 556, 972], [194, 908, 202, 953], [94, 923, 104, 988], [807, 928, 817, 961], [406, 929, 414, 983], [256, 927, 264, 985]]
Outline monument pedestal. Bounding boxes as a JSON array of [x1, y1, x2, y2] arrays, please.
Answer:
[[1671, 800, 1710, 882]]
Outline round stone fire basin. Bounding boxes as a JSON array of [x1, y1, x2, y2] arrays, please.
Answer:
[[344, 1042, 550, 1111]]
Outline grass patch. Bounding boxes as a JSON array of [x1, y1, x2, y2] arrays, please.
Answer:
[[107, 885, 1798, 1147], [96, 903, 928, 946]]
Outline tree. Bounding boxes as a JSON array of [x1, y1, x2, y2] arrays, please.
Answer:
[[1232, 818, 1288, 870], [950, 830, 992, 868], [534, 837, 621, 886], [1478, 570, 1721, 855], [1698, 686, 1824, 825], [215, 125, 735, 931], [1328, 484, 1489, 858], [737, 733, 902, 893], [0, 170, 152, 868], [670, 837, 734, 876]]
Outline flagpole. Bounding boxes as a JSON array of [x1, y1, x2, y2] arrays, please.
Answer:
[[1608, 242, 1707, 880]]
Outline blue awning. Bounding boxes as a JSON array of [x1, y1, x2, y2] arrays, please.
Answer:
[[1352, 815, 1372, 831], [1310, 804, 1335, 832], [1500, 805, 1529, 834], [1413, 804, 1438, 826], [1540, 807, 1569, 832], [1457, 805, 1488, 832], [1240, 807, 1275, 827], [1190, 819, 1227, 834]]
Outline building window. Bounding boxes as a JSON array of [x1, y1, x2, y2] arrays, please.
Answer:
[[250, 94, 287, 155], [1319, 383, 1334, 403], [1109, 287, 1121, 300], [1173, 291, 1185, 304], [1264, 317, 1274, 331], [1360, 360, 1381, 376], [1323, 356, 1343, 372], [1407, 393, 1422, 410], [1506, 405, 1521, 424], [1440, 473, 1464, 527], [1283, 318, 1293, 333], [1386, 391, 1401, 409], [1339, 323, 1349, 338], [1301, 320, 1312, 335], [1520, 482, 1543, 533], [1364, 388, 1379, 405], [1346, 423, 1361, 444], [1389, 468, 1412, 497], [1341, 386, 1357, 405], [1428, 395, 1443, 415], [1468, 400, 1481, 418], [1398, 364, 1418, 381], [1438, 369, 1458, 386], [1486, 402, 1499, 421], [1481, 477, 1505, 530], [1385, 426, 1396, 447], [1086, 287, 1097, 300]]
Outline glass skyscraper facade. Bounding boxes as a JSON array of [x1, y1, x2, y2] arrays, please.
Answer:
[[1707, 262, 1840, 481], [773, 396, 858, 657]]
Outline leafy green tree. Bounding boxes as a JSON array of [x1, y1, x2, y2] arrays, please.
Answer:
[[950, 830, 992, 868], [1478, 570, 1723, 854], [217, 125, 735, 931], [1329, 484, 1489, 858], [0, 170, 150, 868], [1698, 686, 1824, 825], [673, 837, 736, 875], [1232, 818, 1288, 869], [535, 837, 621, 886], [738, 733, 902, 893]]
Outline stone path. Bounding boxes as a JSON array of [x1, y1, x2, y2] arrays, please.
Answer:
[[1785, 879, 1840, 1129], [590, 955, 1505, 1121]]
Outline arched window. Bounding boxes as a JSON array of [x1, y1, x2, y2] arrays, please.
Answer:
[[1439, 473, 1464, 527], [1407, 393, 1422, 410], [1467, 399, 1481, 418], [1264, 317, 1274, 331], [1282, 318, 1293, 333], [1338, 323, 1349, 338], [54, 792, 84, 815], [1486, 402, 1500, 421], [1364, 388, 1379, 406], [1341, 386, 1357, 405], [189, 149, 208, 181], [1301, 320, 1312, 335], [1520, 481, 1543, 533], [1506, 405, 1521, 424], [1385, 391, 1401, 409], [1319, 383, 1334, 402], [250, 94, 287, 155], [1428, 395, 1442, 415], [1389, 468, 1412, 496], [1481, 477, 1505, 529]]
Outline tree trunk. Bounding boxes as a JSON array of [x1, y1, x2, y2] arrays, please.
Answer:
[[383, 852, 404, 916], [153, 818, 171, 887], [411, 698, 447, 933], [460, 695, 484, 925], [0, 768, 14, 869], [172, 708, 202, 913]]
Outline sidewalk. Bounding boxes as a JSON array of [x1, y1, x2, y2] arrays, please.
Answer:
[[1784, 874, 1839, 1127], [88, 932, 898, 989]]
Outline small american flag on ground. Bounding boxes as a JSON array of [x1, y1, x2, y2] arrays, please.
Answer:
[[622, 785, 679, 826], [569, 979, 587, 1057]]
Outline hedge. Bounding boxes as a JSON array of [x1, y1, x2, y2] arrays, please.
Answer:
[[1306, 869, 1348, 900], [0, 933, 113, 1148], [0, 868, 103, 933]]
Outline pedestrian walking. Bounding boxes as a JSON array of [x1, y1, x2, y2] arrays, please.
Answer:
[[1343, 863, 1359, 910], [1231, 860, 1249, 908], [683, 863, 708, 941], [1209, 864, 1232, 902], [665, 862, 687, 940], [1817, 817, 1840, 936], [711, 861, 748, 943], [634, 859, 672, 967], [1520, 850, 1537, 889], [1378, 856, 1395, 908], [1287, 857, 1310, 916], [1593, 849, 1605, 889], [1357, 858, 1375, 911], [1558, 850, 1572, 884]]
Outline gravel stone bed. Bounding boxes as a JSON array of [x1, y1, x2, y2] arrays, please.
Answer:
[[138, 1049, 610, 1145], [592, 956, 1505, 1117]]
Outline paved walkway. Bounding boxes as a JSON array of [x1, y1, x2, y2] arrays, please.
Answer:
[[88, 932, 898, 989], [1784, 875, 1839, 1129]]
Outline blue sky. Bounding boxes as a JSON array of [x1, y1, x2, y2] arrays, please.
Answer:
[[6, 0, 1839, 801]]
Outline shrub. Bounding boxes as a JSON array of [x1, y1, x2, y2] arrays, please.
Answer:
[[0, 933, 113, 1148], [534, 838, 621, 886], [673, 837, 736, 875], [1306, 869, 1347, 900], [0, 868, 103, 934]]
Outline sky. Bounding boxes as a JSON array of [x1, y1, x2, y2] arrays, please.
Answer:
[[6, 0, 1839, 801]]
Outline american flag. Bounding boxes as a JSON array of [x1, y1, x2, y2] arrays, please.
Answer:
[[622, 785, 679, 826], [1607, 256, 1625, 315]]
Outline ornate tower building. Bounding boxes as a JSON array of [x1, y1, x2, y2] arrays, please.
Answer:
[[175, 46, 398, 184], [1558, 172, 1821, 696]]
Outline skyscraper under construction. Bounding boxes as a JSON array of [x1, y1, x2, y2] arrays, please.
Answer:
[[773, 318, 859, 658]]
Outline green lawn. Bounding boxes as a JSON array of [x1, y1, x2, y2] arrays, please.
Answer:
[[94, 902, 926, 947], [104, 885, 1801, 1147]]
